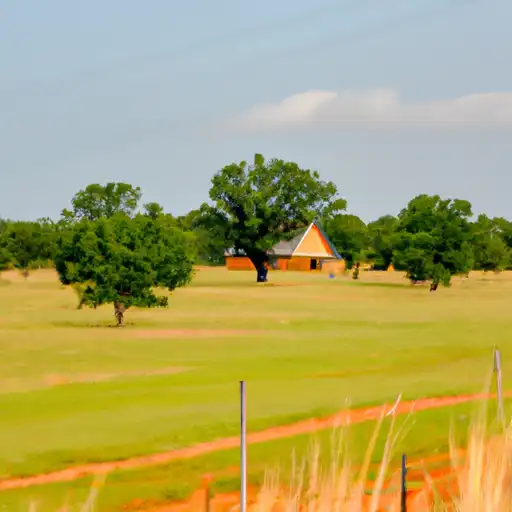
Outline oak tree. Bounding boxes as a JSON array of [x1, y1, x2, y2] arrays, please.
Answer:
[[54, 213, 195, 325], [392, 195, 474, 290], [206, 154, 346, 282]]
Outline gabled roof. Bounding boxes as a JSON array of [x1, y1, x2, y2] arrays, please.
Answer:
[[315, 222, 343, 260], [225, 221, 342, 260], [269, 221, 342, 260], [268, 230, 306, 257]]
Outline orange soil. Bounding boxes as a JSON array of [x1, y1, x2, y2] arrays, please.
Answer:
[[134, 457, 459, 512], [0, 392, 500, 491]]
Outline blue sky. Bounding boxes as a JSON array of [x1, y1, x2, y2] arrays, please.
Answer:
[[1, 0, 511, 222]]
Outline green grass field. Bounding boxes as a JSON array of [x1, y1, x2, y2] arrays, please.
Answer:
[[0, 267, 511, 510]]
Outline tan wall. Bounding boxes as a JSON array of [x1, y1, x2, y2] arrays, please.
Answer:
[[225, 256, 255, 271], [273, 258, 289, 271], [226, 256, 345, 272], [287, 257, 313, 271], [321, 260, 346, 274]]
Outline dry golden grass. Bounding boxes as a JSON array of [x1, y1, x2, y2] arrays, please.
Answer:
[[249, 395, 512, 511]]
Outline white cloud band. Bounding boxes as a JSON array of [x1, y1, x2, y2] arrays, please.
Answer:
[[231, 89, 512, 132]]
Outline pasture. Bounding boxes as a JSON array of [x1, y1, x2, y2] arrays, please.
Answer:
[[0, 267, 511, 510]]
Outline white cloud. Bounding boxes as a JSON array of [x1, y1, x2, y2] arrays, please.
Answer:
[[230, 89, 512, 132]]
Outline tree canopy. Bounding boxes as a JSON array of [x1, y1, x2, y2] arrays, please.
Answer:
[[323, 214, 369, 269], [0, 221, 56, 276], [392, 195, 474, 289], [177, 207, 227, 266], [54, 214, 196, 325], [206, 154, 346, 281], [469, 214, 510, 272], [62, 182, 142, 221], [367, 215, 399, 270]]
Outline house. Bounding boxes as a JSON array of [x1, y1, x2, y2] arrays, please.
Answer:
[[224, 221, 345, 273]]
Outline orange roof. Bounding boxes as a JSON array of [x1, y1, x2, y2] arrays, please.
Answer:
[[268, 222, 342, 259]]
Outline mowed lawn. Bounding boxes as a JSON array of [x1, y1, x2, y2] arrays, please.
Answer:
[[0, 267, 511, 488]]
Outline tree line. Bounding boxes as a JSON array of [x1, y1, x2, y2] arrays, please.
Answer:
[[1, 154, 511, 322]]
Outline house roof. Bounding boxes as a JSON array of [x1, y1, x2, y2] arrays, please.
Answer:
[[225, 222, 342, 260], [268, 222, 342, 260], [267, 230, 306, 257]]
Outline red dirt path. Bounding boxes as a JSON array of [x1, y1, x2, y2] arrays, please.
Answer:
[[0, 392, 499, 491], [139, 452, 462, 511], [133, 458, 460, 511]]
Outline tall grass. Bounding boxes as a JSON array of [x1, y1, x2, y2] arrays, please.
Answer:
[[251, 395, 512, 511]]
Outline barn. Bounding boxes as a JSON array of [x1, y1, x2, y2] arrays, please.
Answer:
[[224, 221, 345, 273]]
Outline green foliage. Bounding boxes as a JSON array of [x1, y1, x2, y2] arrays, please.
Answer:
[[492, 218, 512, 269], [0, 220, 56, 274], [5, 172, 512, 283], [54, 214, 195, 323], [471, 215, 510, 272], [323, 214, 369, 268], [177, 207, 227, 266], [62, 182, 142, 221], [367, 216, 398, 270], [206, 153, 346, 281], [392, 195, 474, 288], [143, 202, 164, 220]]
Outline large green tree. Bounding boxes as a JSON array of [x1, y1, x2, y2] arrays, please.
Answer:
[[62, 182, 142, 221], [54, 213, 196, 325], [392, 195, 474, 290], [323, 214, 369, 269], [206, 154, 346, 281]]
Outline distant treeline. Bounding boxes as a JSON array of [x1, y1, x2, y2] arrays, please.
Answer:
[[2, 154, 512, 292]]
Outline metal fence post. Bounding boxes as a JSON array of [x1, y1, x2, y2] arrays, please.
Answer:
[[400, 453, 407, 512], [494, 347, 505, 428], [240, 381, 247, 512]]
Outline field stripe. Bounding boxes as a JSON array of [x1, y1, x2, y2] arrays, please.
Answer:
[[0, 392, 501, 491]]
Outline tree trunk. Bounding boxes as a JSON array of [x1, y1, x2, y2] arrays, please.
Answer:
[[114, 301, 126, 326], [248, 251, 269, 283], [429, 282, 438, 292]]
